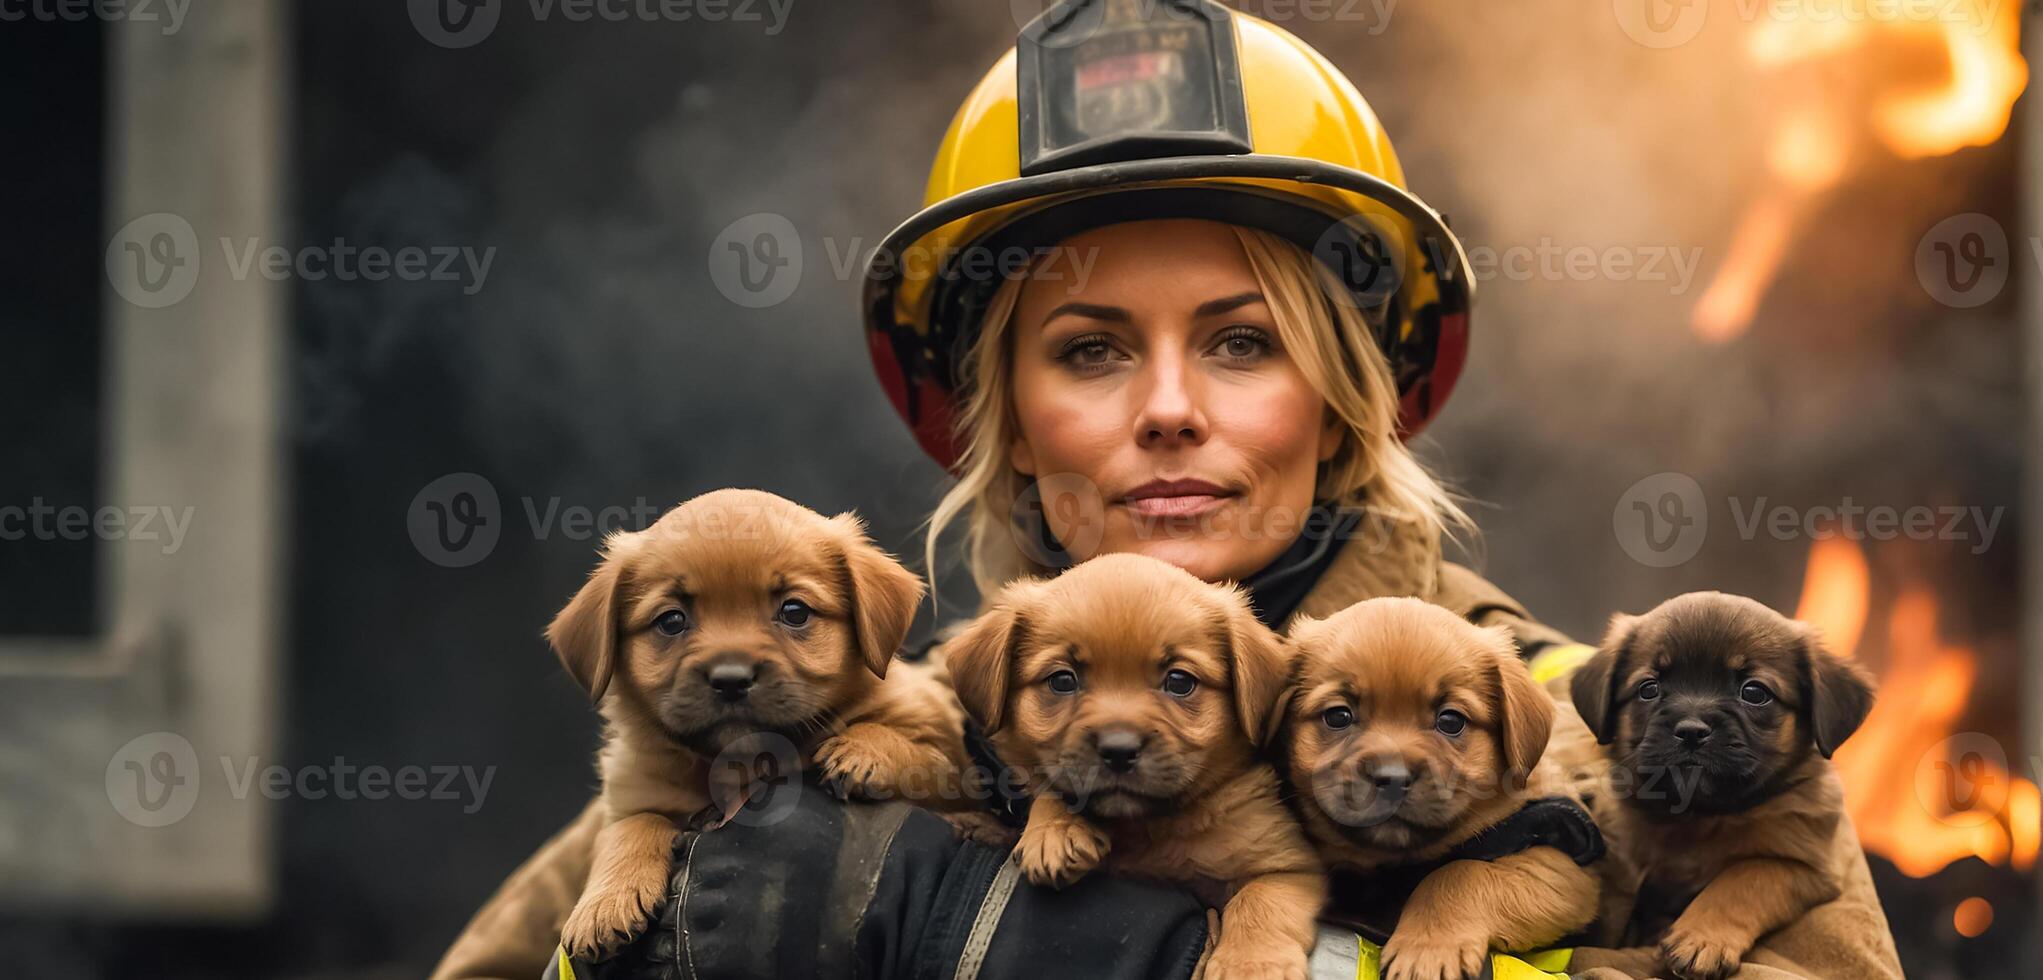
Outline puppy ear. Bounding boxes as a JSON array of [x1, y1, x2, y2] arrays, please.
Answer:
[[1800, 626, 1875, 758], [1224, 596, 1295, 748], [831, 513, 926, 679], [1488, 627, 1554, 784], [943, 596, 1030, 734], [546, 530, 642, 703], [1570, 613, 1637, 745]]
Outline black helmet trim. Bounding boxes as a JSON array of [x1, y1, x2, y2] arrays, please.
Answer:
[[861, 153, 1473, 313]]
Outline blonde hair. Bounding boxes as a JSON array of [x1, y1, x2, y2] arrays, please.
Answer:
[[924, 224, 1472, 597]]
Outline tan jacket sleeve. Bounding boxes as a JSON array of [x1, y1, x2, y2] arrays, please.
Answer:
[[428, 798, 602, 980], [1430, 561, 1573, 654], [1432, 563, 1904, 980]]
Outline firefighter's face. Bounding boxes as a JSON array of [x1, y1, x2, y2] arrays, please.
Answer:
[[1006, 219, 1341, 585]]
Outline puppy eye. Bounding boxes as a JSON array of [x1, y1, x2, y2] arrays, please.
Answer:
[[1739, 681, 1774, 706], [1162, 669, 1197, 698], [654, 610, 688, 636], [1638, 679, 1661, 702], [1046, 670, 1080, 695], [776, 599, 812, 628], [1435, 709, 1468, 737], [1321, 706, 1354, 731]]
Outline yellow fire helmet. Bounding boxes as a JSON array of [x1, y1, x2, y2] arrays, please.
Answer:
[[862, 0, 1475, 469]]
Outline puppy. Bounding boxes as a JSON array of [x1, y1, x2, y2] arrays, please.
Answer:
[[550, 489, 978, 958], [1568, 591, 1875, 980], [1280, 597, 1599, 980], [945, 553, 1324, 980]]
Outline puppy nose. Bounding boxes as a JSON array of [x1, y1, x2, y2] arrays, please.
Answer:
[[1096, 730, 1144, 773], [707, 661, 757, 701], [1366, 761, 1414, 793], [1674, 718, 1713, 746]]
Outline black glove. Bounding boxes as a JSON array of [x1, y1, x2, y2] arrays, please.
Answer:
[[550, 778, 1210, 980]]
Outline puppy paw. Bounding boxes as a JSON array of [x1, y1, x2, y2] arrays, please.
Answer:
[[1381, 931, 1487, 980], [1014, 816, 1109, 888], [1203, 940, 1307, 980], [944, 811, 1019, 849], [814, 733, 902, 802], [560, 875, 666, 961], [1661, 925, 1743, 980]]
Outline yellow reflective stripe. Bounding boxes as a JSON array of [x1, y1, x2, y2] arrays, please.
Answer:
[[556, 946, 577, 980], [1342, 934, 1572, 980], [1529, 643, 1597, 685]]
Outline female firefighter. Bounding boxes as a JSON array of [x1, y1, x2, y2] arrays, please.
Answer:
[[432, 3, 1904, 978]]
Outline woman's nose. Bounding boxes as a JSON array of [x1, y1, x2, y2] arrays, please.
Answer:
[[1132, 355, 1208, 449]]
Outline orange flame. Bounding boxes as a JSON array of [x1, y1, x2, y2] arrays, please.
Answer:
[[1691, 0, 2028, 341], [1796, 539, 2039, 878]]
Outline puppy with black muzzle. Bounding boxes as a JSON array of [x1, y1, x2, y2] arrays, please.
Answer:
[[1568, 591, 1875, 980], [946, 553, 1324, 980], [1280, 597, 1600, 980], [549, 489, 985, 959]]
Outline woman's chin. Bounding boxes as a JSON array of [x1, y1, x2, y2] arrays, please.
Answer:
[[1099, 535, 1282, 585]]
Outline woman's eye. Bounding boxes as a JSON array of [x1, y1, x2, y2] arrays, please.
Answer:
[[776, 599, 812, 627], [1212, 328, 1273, 361], [1047, 670, 1080, 695], [1162, 669, 1198, 698], [1638, 680, 1661, 702], [1435, 709, 1468, 736], [1321, 706, 1354, 731], [654, 610, 688, 636], [1739, 681, 1774, 706], [1056, 335, 1120, 371]]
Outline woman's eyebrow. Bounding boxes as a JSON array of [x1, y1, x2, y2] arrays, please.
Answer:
[[1193, 291, 1266, 317], [1041, 301, 1130, 324]]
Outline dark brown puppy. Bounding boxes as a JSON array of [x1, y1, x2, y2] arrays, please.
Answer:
[[946, 553, 1324, 980], [1282, 597, 1597, 980], [549, 489, 978, 959], [1569, 591, 1875, 980]]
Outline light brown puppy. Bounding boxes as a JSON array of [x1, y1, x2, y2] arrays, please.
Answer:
[[549, 488, 977, 959], [1281, 597, 1598, 980], [946, 553, 1324, 980], [1568, 592, 1875, 980]]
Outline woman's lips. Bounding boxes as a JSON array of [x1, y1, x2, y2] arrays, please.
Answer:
[[1117, 480, 1236, 518]]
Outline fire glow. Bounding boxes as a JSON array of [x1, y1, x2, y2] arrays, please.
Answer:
[[1691, 0, 2028, 340], [1794, 537, 2041, 879]]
